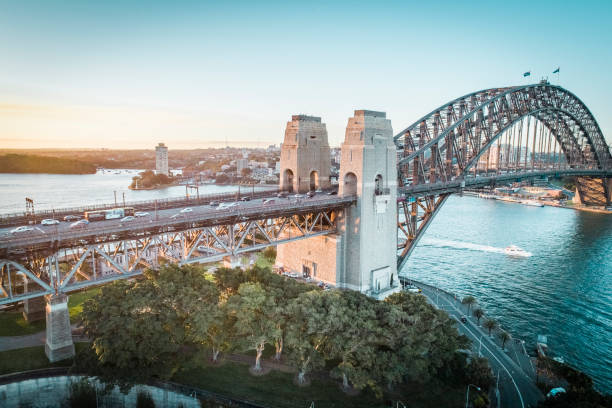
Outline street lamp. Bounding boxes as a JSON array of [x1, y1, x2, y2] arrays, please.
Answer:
[[465, 384, 481, 408]]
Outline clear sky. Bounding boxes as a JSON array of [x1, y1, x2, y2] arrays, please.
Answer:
[[1, 0, 611, 149]]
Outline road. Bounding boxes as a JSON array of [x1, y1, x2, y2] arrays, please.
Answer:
[[413, 282, 544, 408], [0, 191, 349, 249]]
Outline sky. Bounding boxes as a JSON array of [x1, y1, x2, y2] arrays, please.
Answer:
[[1, 0, 611, 149]]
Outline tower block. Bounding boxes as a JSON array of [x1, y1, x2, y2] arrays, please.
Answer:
[[338, 110, 400, 299], [279, 115, 331, 193]]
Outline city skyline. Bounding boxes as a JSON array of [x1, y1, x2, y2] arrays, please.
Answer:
[[1, 0, 612, 149]]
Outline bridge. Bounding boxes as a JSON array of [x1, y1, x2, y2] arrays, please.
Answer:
[[0, 82, 610, 362]]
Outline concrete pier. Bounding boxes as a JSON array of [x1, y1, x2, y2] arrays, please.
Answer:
[[22, 294, 46, 322], [44, 294, 75, 362]]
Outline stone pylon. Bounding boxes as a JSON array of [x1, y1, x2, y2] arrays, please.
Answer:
[[337, 110, 400, 299], [279, 115, 331, 193], [44, 294, 75, 362]]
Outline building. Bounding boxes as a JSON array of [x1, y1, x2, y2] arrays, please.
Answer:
[[155, 143, 169, 176], [237, 158, 249, 173]]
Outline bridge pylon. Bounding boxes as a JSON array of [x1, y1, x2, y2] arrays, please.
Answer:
[[279, 115, 331, 193], [573, 177, 612, 207], [337, 110, 400, 299]]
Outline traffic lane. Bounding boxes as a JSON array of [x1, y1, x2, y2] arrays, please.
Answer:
[[0, 193, 344, 240]]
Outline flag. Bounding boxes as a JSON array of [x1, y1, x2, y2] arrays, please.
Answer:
[[523, 71, 531, 77], [553, 67, 560, 74]]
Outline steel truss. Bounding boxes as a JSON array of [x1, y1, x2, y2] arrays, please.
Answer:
[[395, 83, 612, 269], [0, 207, 343, 305]]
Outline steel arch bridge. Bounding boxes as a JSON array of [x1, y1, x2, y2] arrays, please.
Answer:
[[395, 82, 612, 270]]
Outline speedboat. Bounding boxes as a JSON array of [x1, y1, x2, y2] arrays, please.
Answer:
[[504, 245, 531, 257], [521, 200, 544, 207]]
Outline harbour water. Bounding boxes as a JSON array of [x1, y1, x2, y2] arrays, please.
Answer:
[[0, 171, 263, 215], [0, 173, 610, 393], [401, 195, 612, 393]]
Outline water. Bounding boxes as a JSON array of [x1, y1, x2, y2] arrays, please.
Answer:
[[0, 173, 610, 392], [0, 171, 261, 215], [401, 196, 612, 393]]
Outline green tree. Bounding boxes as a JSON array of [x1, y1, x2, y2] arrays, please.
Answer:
[[262, 246, 277, 263], [285, 290, 343, 385], [483, 318, 497, 337], [78, 280, 180, 389], [465, 357, 494, 392], [499, 331, 511, 350], [461, 295, 477, 315], [227, 282, 280, 372], [473, 308, 485, 325]]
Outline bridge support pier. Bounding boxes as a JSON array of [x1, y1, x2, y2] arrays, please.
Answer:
[[44, 294, 75, 362], [573, 177, 612, 207]]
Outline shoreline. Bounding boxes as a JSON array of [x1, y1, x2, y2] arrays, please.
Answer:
[[464, 192, 612, 215]]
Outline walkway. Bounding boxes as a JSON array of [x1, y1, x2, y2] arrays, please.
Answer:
[[405, 278, 544, 408]]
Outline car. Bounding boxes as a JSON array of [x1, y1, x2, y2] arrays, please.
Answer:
[[41, 219, 60, 225], [263, 198, 276, 205], [240, 196, 251, 201], [120, 216, 135, 222], [405, 285, 421, 293], [218, 202, 239, 209], [277, 192, 288, 198], [10, 226, 34, 234], [307, 191, 315, 198], [180, 207, 193, 213], [209, 201, 219, 207], [327, 191, 338, 195], [63, 215, 81, 221], [134, 211, 150, 217], [460, 316, 468, 324], [70, 220, 89, 229], [315, 189, 323, 193], [293, 194, 305, 199]]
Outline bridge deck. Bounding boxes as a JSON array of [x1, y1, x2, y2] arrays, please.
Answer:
[[0, 194, 355, 256]]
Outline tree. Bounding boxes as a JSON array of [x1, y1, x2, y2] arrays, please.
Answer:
[[285, 290, 342, 385], [483, 318, 497, 337], [465, 357, 494, 392], [473, 308, 485, 325], [241, 167, 252, 177], [499, 331, 511, 350], [262, 246, 277, 263], [227, 282, 280, 372], [78, 280, 181, 390], [461, 295, 477, 315]]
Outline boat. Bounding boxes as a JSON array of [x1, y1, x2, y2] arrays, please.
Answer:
[[521, 200, 544, 207], [504, 245, 531, 257]]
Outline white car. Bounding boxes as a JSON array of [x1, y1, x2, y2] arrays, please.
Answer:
[[120, 216, 135, 222], [10, 226, 34, 234], [41, 219, 60, 225], [218, 202, 239, 210], [134, 211, 150, 217], [70, 220, 89, 229], [180, 207, 193, 213]]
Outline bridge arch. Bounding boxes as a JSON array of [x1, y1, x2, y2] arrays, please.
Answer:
[[395, 83, 612, 269]]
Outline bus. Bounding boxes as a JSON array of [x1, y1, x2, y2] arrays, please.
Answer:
[[84, 207, 135, 221]]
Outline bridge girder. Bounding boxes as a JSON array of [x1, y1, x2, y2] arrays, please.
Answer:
[[395, 84, 612, 270], [0, 207, 344, 305]]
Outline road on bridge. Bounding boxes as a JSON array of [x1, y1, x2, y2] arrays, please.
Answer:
[[413, 282, 544, 408], [0, 191, 345, 246]]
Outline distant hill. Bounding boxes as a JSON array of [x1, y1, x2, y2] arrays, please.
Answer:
[[0, 154, 97, 174]]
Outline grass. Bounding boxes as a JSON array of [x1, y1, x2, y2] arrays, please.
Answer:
[[173, 350, 465, 408], [0, 343, 89, 376], [0, 311, 46, 337], [0, 288, 101, 337]]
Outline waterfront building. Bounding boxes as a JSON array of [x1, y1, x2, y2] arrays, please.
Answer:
[[155, 142, 169, 176]]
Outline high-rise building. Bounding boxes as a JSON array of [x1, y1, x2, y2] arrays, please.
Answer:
[[155, 143, 169, 176]]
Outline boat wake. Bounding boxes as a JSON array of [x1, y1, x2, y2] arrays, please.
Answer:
[[420, 237, 532, 257]]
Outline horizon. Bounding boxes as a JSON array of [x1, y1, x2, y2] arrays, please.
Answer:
[[1, 1, 612, 149]]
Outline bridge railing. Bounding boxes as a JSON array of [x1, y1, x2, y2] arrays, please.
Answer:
[[0, 185, 280, 227]]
